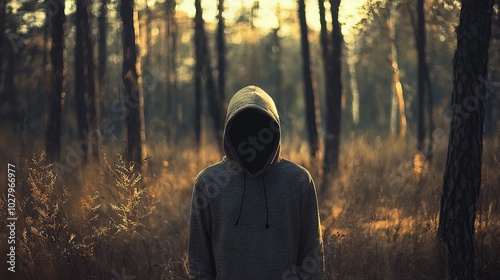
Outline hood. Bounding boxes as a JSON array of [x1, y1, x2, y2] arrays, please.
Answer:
[[223, 85, 281, 176]]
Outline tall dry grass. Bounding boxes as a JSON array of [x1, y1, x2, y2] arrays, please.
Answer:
[[1, 135, 499, 279]]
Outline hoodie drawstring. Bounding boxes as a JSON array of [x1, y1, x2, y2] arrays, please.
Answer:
[[234, 171, 270, 230], [234, 172, 246, 226], [263, 172, 270, 229], [234, 171, 247, 226]]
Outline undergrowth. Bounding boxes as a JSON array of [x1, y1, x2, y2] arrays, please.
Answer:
[[0, 136, 498, 279]]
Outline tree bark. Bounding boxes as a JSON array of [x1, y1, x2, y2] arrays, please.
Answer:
[[416, 0, 426, 152], [322, 0, 343, 186], [45, 0, 66, 162], [387, 6, 407, 137], [75, 0, 90, 162], [166, 0, 178, 144], [195, 0, 224, 148], [120, 0, 147, 170], [0, 0, 8, 88], [194, 0, 203, 149], [409, 0, 435, 159], [438, 1, 493, 279], [272, 5, 283, 115], [217, 0, 226, 112], [75, 0, 99, 161], [98, 0, 108, 143], [84, 0, 99, 160], [298, 0, 320, 158], [485, 0, 499, 137], [3, 35, 17, 131], [348, 47, 360, 127], [145, 1, 152, 68]]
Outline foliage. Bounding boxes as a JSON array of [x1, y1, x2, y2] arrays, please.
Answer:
[[2, 137, 498, 279]]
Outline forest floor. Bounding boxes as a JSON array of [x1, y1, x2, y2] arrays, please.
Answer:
[[0, 131, 499, 280]]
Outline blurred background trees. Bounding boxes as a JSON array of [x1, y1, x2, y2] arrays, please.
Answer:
[[1, 0, 498, 195], [1, 0, 497, 160], [0, 0, 498, 180], [0, 0, 499, 279]]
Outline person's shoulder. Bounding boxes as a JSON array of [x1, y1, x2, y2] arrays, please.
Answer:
[[194, 160, 231, 184], [275, 158, 313, 180]]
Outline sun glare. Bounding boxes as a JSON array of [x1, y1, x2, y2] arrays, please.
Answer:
[[177, 0, 369, 39]]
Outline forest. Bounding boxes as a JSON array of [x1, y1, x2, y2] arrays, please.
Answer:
[[0, 0, 499, 279]]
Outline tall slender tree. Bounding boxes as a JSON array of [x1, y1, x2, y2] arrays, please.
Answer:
[[195, 0, 224, 147], [485, 0, 499, 137], [84, 0, 99, 160], [387, 5, 407, 137], [416, 0, 427, 153], [75, 0, 90, 162], [45, 0, 65, 162], [438, 0, 494, 279], [166, 0, 178, 143], [322, 0, 343, 188], [144, 0, 152, 68], [0, 0, 8, 88], [3, 29, 17, 131], [408, 0, 435, 159], [272, 4, 283, 115], [75, 0, 99, 161], [98, 0, 108, 132], [298, 0, 320, 158], [217, 0, 226, 110], [348, 46, 360, 127], [194, 0, 204, 149], [120, 0, 147, 170]]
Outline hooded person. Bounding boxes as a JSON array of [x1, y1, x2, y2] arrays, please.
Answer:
[[188, 85, 324, 280]]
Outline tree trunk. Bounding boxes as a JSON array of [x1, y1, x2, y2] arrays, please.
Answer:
[[298, 0, 320, 158], [272, 4, 283, 115], [0, 0, 8, 88], [196, 0, 224, 148], [98, 0, 108, 141], [485, 0, 499, 137], [322, 0, 343, 187], [145, 1, 152, 68], [318, 0, 331, 112], [248, 1, 260, 84], [387, 6, 407, 138], [75, 0, 90, 162], [194, 0, 203, 149], [425, 60, 434, 159], [84, 0, 99, 160], [45, 0, 66, 162], [120, 0, 147, 170], [217, 0, 226, 112], [348, 47, 360, 127], [166, 0, 178, 144], [273, 27, 283, 114], [438, 1, 493, 279], [3, 37, 17, 131], [408, 0, 435, 159], [42, 2, 50, 128], [419, 0, 435, 160], [416, 0, 426, 152], [390, 77, 398, 136], [75, 0, 99, 161]]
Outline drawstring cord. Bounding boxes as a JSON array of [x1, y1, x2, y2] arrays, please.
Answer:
[[263, 172, 270, 229], [234, 172, 246, 226], [234, 171, 270, 229]]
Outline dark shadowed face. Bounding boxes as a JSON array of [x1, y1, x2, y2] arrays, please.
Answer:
[[227, 108, 279, 175]]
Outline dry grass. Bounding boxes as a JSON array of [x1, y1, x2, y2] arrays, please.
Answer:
[[1, 134, 499, 279]]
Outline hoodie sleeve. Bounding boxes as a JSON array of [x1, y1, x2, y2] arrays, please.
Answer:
[[188, 179, 216, 280], [297, 174, 324, 279]]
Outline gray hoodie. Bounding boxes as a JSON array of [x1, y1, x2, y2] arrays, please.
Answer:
[[188, 86, 324, 280]]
